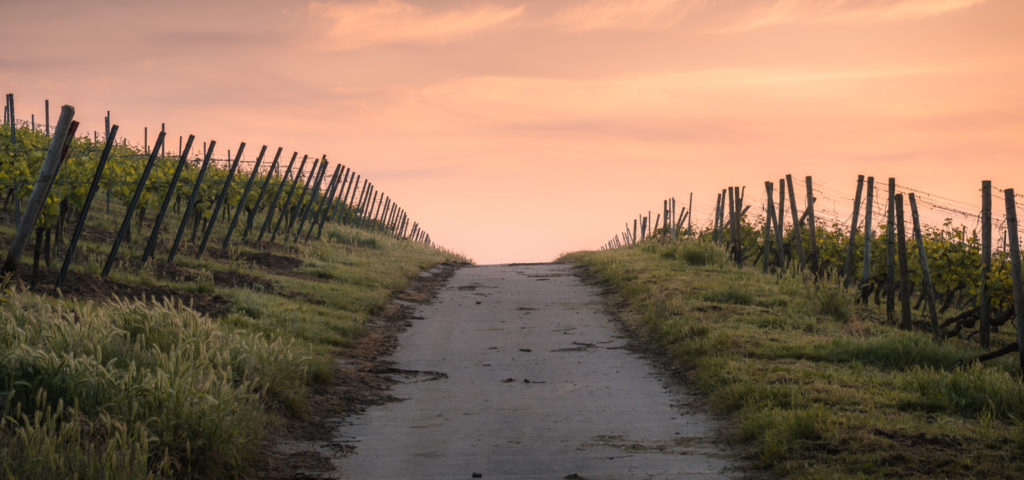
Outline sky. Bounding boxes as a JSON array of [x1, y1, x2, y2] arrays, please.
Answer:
[[2, 0, 1023, 264]]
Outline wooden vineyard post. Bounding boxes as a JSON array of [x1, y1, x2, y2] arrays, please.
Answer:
[[45, 99, 50, 136], [142, 134, 195, 263], [980, 181, 992, 348], [785, 174, 805, 269], [168, 141, 216, 263], [3, 105, 74, 274], [196, 143, 245, 259], [843, 174, 865, 283], [311, 165, 343, 240], [895, 194, 912, 330], [339, 174, 360, 224], [324, 166, 348, 223], [58, 124, 118, 289], [102, 132, 165, 277], [763, 181, 776, 272], [305, 164, 341, 241], [805, 176, 818, 274], [6, 94, 14, 144], [292, 158, 327, 239], [222, 145, 267, 250], [1003, 189, 1024, 376], [886, 178, 897, 324], [286, 157, 322, 237], [909, 193, 940, 338], [775, 179, 786, 268], [242, 147, 283, 241], [861, 176, 874, 289], [730, 186, 744, 266], [270, 155, 309, 242], [633, 219, 638, 245], [257, 152, 297, 243]]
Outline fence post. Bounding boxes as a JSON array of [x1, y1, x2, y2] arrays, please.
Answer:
[[805, 176, 818, 274], [222, 145, 267, 251], [142, 134, 195, 263], [293, 158, 327, 240], [103, 132, 166, 277], [909, 193, 940, 338], [895, 194, 912, 330], [6, 94, 14, 144], [861, 176, 875, 287], [1003, 189, 1024, 377], [58, 124, 119, 288], [763, 181, 775, 272], [284, 157, 321, 237], [980, 180, 992, 348], [257, 151, 298, 243], [3, 105, 75, 274], [196, 143, 245, 258], [242, 147, 283, 241], [886, 178, 896, 324], [270, 154, 309, 242], [297, 161, 333, 241], [785, 174, 805, 269], [168, 141, 216, 264], [843, 174, 865, 282], [310, 164, 342, 241]]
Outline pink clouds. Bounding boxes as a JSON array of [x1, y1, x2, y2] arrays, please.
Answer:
[[309, 0, 525, 50]]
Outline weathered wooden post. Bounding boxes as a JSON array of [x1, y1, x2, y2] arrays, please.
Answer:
[[3, 105, 74, 274], [196, 143, 245, 258], [980, 180, 992, 348], [763, 181, 775, 272], [271, 154, 309, 241], [223, 145, 267, 250], [142, 134, 195, 263], [895, 194, 912, 330], [886, 178, 896, 324], [843, 174, 865, 282], [785, 174, 805, 268], [242, 147, 283, 241], [861, 176, 875, 287], [58, 124, 118, 289], [257, 152, 298, 243], [805, 176, 818, 274], [103, 132, 166, 276], [909, 193, 939, 338], [168, 141, 216, 263], [1002, 189, 1024, 376]]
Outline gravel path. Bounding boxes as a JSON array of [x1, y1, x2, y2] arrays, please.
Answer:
[[334, 263, 742, 479]]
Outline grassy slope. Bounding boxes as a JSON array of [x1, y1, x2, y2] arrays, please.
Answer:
[[562, 239, 1024, 479], [0, 222, 465, 479]]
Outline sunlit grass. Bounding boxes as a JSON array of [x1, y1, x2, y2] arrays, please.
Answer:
[[561, 238, 1024, 478]]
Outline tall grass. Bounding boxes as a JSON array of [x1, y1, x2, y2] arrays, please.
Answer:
[[0, 291, 306, 478]]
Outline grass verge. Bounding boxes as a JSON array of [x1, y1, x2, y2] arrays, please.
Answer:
[[561, 239, 1024, 479], [0, 222, 466, 479]]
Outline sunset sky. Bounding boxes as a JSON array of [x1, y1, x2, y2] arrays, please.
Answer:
[[2, 0, 1022, 263]]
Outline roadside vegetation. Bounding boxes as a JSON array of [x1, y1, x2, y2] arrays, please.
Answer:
[[0, 223, 465, 479], [562, 239, 1024, 478]]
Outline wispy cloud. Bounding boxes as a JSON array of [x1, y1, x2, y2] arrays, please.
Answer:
[[309, 0, 525, 50], [544, 0, 702, 32], [722, 0, 985, 32]]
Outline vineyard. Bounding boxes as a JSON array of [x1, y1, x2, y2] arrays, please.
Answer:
[[601, 174, 1024, 372], [0, 96, 440, 289], [0, 94, 463, 479]]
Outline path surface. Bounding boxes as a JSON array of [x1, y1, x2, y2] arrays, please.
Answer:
[[334, 264, 741, 479]]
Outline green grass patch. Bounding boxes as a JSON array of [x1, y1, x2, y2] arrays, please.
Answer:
[[561, 238, 1024, 478]]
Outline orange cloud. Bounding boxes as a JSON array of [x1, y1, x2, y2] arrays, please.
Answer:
[[545, 0, 701, 32], [309, 0, 525, 50], [723, 0, 985, 32]]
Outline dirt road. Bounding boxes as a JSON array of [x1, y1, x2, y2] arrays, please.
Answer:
[[333, 264, 741, 479]]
